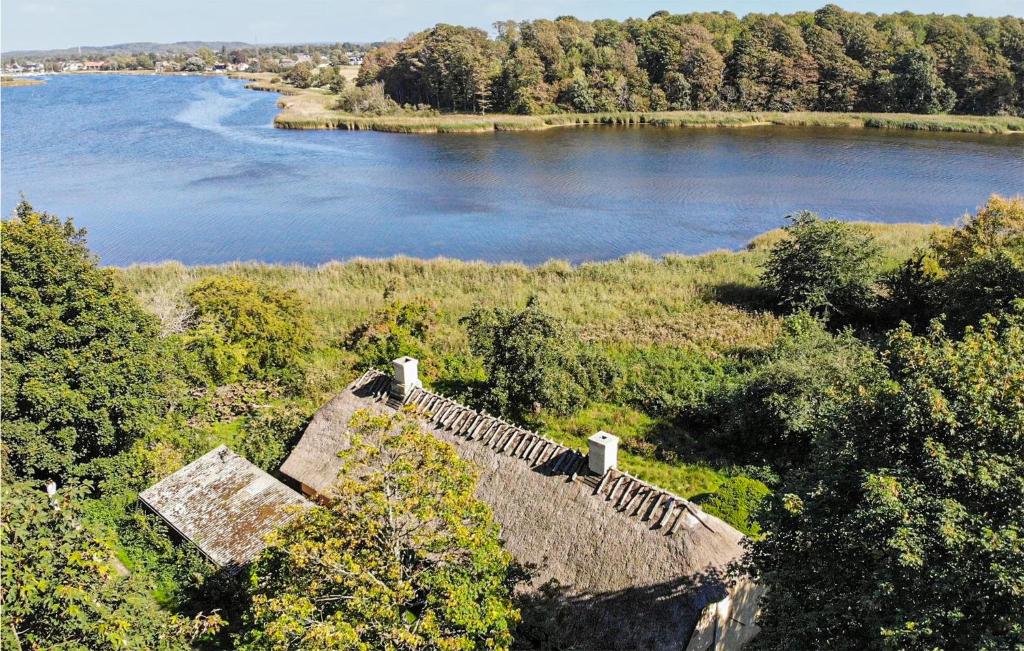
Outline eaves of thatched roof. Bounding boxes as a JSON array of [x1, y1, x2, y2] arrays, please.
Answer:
[[281, 370, 753, 650]]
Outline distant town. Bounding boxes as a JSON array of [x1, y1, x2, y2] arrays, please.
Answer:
[[2, 42, 369, 75]]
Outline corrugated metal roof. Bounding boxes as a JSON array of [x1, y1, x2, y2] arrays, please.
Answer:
[[139, 445, 311, 571]]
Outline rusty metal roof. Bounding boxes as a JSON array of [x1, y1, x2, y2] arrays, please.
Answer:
[[139, 445, 310, 571]]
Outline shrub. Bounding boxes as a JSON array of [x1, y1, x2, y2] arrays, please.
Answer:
[[462, 297, 614, 418], [335, 82, 401, 115], [695, 476, 771, 536], [346, 298, 437, 370], [237, 403, 309, 472], [185, 276, 310, 383], [762, 211, 881, 319]]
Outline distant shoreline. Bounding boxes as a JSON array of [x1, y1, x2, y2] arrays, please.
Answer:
[[231, 72, 1024, 136], [1, 76, 45, 87]]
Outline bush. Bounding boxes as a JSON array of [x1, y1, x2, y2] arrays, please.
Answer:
[[762, 211, 881, 319], [714, 312, 882, 467], [885, 195, 1024, 331], [185, 276, 311, 383], [462, 297, 614, 418], [346, 298, 437, 370], [335, 82, 401, 115], [237, 403, 308, 472], [694, 476, 770, 536]]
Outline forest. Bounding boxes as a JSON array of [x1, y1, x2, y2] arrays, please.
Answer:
[[352, 5, 1024, 116], [1, 193, 1021, 648]]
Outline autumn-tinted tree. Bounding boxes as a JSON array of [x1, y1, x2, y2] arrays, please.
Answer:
[[747, 309, 1024, 649], [185, 275, 310, 383], [237, 410, 520, 650], [887, 195, 1024, 331], [1, 202, 163, 479], [762, 212, 881, 318]]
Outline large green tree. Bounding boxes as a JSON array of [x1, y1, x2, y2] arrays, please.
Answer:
[[237, 411, 520, 650], [747, 309, 1024, 649], [185, 275, 310, 383], [1, 202, 163, 479]]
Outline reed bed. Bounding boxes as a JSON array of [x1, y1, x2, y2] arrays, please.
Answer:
[[272, 104, 1024, 135]]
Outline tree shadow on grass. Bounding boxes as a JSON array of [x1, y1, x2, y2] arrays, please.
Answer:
[[704, 281, 776, 312]]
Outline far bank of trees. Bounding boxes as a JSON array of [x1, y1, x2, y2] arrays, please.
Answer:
[[355, 5, 1024, 115]]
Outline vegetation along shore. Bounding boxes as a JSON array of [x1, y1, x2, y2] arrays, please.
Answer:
[[5, 193, 1022, 648], [234, 5, 1024, 134]]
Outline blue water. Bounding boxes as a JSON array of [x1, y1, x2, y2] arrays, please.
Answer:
[[2, 74, 1022, 266]]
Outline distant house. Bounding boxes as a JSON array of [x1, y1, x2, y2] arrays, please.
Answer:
[[294, 53, 312, 64], [63, 61, 84, 71], [82, 61, 105, 70], [212, 62, 228, 71], [140, 446, 310, 573], [281, 360, 763, 650]]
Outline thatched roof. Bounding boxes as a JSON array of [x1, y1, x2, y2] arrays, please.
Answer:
[[281, 370, 750, 650], [140, 446, 310, 572]]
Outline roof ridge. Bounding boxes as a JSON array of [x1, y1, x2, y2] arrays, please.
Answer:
[[351, 370, 728, 540]]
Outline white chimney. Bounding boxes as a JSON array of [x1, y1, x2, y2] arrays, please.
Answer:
[[390, 356, 423, 399], [588, 431, 619, 475]]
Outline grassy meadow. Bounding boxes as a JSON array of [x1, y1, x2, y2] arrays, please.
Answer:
[[119, 221, 940, 532]]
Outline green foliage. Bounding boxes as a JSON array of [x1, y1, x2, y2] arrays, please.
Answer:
[[715, 313, 882, 467], [610, 345, 738, 419], [346, 297, 437, 370], [186, 275, 311, 383], [694, 476, 771, 536], [1, 480, 221, 650], [1, 202, 163, 480], [284, 61, 314, 88], [462, 297, 613, 418], [357, 9, 1024, 116], [236, 404, 308, 472], [762, 211, 881, 319], [748, 309, 1024, 649], [887, 195, 1024, 331], [238, 410, 520, 650]]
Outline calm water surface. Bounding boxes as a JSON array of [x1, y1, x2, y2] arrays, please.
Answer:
[[2, 74, 1021, 265]]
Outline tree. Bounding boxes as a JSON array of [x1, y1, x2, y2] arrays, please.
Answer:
[[885, 48, 956, 114], [747, 309, 1024, 649], [286, 61, 314, 89], [762, 212, 881, 319], [237, 410, 520, 650], [346, 297, 437, 369], [716, 312, 882, 468], [887, 195, 1024, 331], [462, 297, 612, 418], [1, 481, 221, 650], [185, 275, 310, 383], [1, 202, 163, 480]]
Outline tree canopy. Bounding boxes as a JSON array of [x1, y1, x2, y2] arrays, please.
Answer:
[[746, 308, 1024, 649], [356, 7, 1024, 115], [1, 202, 164, 480], [462, 297, 612, 418], [1, 481, 221, 650], [761, 211, 881, 319], [237, 410, 520, 650]]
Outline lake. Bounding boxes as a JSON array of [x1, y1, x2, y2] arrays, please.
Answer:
[[2, 74, 1021, 266]]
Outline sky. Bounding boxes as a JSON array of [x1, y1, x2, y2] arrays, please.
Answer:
[[3, 0, 1023, 52]]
